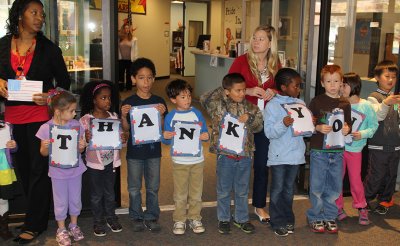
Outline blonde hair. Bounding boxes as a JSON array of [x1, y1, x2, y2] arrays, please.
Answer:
[[247, 25, 279, 85], [119, 23, 133, 41]]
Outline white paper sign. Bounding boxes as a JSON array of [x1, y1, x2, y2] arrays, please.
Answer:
[[0, 121, 12, 149], [282, 103, 315, 136], [7, 79, 43, 102], [324, 109, 345, 149], [257, 98, 265, 112], [89, 118, 122, 150], [217, 113, 246, 155], [171, 121, 202, 157], [344, 108, 366, 145], [130, 104, 162, 145], [49, 125, 79, 168]]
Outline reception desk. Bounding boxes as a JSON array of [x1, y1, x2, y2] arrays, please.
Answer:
[[192, 50, 235, 98]]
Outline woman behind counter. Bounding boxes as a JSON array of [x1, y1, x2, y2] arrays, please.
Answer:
[[0, 0, 70, 244]]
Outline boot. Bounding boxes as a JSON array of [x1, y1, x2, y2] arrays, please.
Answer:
[[0, 211, 13, 240]]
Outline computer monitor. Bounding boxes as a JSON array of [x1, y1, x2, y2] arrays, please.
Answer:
[[196, 34, 211, 49]]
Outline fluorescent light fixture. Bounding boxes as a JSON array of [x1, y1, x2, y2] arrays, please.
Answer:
[[172, 1, 184, 3]]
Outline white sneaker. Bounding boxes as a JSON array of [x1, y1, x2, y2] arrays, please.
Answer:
[[173, 221, 186, 235], [189, 220, 205, 234]]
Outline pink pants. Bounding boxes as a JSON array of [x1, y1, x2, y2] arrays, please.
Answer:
[[336, 151, 367, 210]]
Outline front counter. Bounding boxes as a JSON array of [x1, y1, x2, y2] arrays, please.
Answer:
[[191, 50, 235, 98]]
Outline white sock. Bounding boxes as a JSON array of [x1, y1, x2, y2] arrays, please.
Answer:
[[0, 199, 8, 216]]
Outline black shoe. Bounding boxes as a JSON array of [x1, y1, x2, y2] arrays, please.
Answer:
[[374, 204, 389, 215], [286, 224, 294, 234], [13, 231, 41, 244], [93, 223, 107, 237], [274, 227, 289, 237], [218, 221, 231, 234], [144, 220, 161, 232], [233, 220, 255, 234], [106, 217, 122, 232], [132, 219, 145, 232]]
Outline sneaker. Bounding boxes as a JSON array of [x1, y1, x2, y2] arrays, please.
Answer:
[[132, 219, 145, 232], [189, 220, 205, 234], [106, 217, 123, 232], [218, 221, 231, 234], [379, 198, 394, 207], [324, 220, 338, 233], [309, 221, 325, 233], [56, 229, 71, 246], [358, 208, 370, 226], [337, 209, 348, 221], [374, 204, 389, 215], [93, 223, 106, 237], [286, 224, 294, 234], [144, 220, 161, 232], [68, 225, 84, 241], [173, 221, 186, 235], [233, 220, 255, 234], [274, 227, 289, 237]]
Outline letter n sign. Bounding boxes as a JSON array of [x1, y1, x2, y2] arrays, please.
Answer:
[[171, 120, 202, 157], [217, 113, 247, 155]]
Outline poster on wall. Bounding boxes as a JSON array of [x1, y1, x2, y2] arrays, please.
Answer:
[[223, 0, 242, 54], [393, 23, 400, 55], [354, 19, 371, 54], [118, 0, 146, 15], [58, 1, 78, 36]]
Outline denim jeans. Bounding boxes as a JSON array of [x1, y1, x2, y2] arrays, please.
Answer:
[[216, 155, 252, 223], [307, 151, 343, 222], [269, 165, 299, 229], [127, 158, 161, 220]]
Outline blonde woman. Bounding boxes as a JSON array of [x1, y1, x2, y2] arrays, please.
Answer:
[[118, 22, 138, 91], [229, 25, 280, 225]]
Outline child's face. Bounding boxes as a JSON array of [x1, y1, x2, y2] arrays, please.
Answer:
[[282, 77, 302, 98], [340, 83, 351, 98], [58, 103, 77, 123], [376, 69, 397, 93], [171, 89, 192, 111], [225, 82, 246, 103], [131, 67, 154, 95], [93, 88, 111, 112], [321, 72, 342, 98]]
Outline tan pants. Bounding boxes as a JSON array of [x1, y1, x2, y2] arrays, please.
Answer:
[[172, 162, 204, 222]]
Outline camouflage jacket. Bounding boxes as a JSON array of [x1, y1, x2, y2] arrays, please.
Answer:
[[200, 87, 263, 157]]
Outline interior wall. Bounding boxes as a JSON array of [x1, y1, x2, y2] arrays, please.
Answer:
[[210, 0, 223, 51]]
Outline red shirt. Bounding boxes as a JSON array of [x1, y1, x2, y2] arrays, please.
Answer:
[[5, 50, 50, 124]]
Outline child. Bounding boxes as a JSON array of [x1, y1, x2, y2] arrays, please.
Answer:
[[306, 64, 351, 234], [336, 73, 378, 225], [163, 79, 209, 235], [121, 58, 168, 232], [264, 68, 309, 236], [36, 90, 87, 246], [200, 73, 263, 234], [0, 121, 17, 240], [79, 81, 123, 236], [365, 60, 400, 215]]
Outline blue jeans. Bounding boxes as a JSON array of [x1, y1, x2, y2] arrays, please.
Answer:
[[269, 165, 299, 229], [216, 155, 252, 223], [306, 151, 343, 222], [127, 158, 160, 220]]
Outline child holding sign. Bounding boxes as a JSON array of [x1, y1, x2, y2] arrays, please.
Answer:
[[335, 73, 378, 225], [79, 81, 124, 236], [36, 90, 87, 246], [306, 65, 351, 234], [200, 73, 263, 235], [121, 58, 168, 232], [163, 79, 209, 235], [264, 68, 311, 236]]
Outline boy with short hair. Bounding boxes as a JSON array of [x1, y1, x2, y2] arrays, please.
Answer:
[[365, 60, 400, 215], [306, 64, 351, 234], [163, 79, 209, 235], [200, 73, 263, 234], [121, 58, 168, 232]]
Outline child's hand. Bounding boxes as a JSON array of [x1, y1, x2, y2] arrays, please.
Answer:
[[85, 129, 92, 143], [342, 122, 350, 136], [316, 124, 332, 134], [155, 104, 166, 115], [238, 113, 249, 123], [42, 139, 50, 149], [312, 116, 317, 125], [79, 137, 87, 152], [121, 132, 128, 144], [283, 115, 294, 127], [6, 140, 16, 149], [351, 131, 362, 140], [163, 131, 175, 140], [383, 95, 400, 106], [121, 105, 132, 117], [200, 132, 209, 141]]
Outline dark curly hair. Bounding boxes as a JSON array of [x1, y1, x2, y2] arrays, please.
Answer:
[[275, 68, 302, 92], [130, 57, 156, 77], [79, 80, 120, 116], [166, 79, 193, 99], [6, 0, 44, 37]]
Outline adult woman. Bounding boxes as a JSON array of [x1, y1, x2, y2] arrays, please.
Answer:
[[0, 0, 70, 243], [229, 25, 280, 224], [118, 22, 138, 91]]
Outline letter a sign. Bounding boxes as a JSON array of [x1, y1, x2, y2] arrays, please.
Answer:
[[323, 108, 345, 149], [49, 125, 79, 168], [217, 113, 247, 155], [171, 120, 202, 157], [89, 118, 122, 150], [130, 104, 162, 145]]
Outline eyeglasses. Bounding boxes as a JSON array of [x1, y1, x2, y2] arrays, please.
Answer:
[[137, 76, 155, 81], [252, 36, 268, 42]]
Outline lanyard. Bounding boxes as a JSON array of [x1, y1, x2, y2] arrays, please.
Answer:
[[14, 37, 36, 79]]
